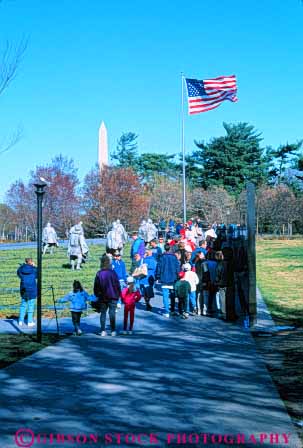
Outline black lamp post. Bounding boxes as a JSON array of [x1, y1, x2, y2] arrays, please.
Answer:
[[34, 179, 47, 343]]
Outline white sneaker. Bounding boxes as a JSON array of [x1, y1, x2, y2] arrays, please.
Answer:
[[163, 313, 170, 318], [77, 329, 82, 335], [128, 330, 133, 335], [111, 331, 117, 337], [121, 330, 127, 335], [28, 322, 35, 327], [100, 331, 107, 337], [18, 321, 23, 326]]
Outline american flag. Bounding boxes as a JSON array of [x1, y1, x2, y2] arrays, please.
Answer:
[[185, 75, 238, 115]]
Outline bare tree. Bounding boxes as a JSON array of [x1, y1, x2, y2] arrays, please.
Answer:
[[82, 165, 149, 235], [0, 39, 27, 96], [0, 125, 22, 155], [149, 175, 184, 222], [0, 38, 27, 153], [189, 186, 236, 225], [256, 185, 300, 235]]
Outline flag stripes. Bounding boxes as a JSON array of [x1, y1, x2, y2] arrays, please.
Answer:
[[185, 75, 238, 115]]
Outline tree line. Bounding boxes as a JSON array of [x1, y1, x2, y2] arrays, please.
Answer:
[[1, 122, 303, 240]]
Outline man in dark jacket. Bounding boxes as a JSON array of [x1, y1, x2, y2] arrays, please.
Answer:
[[17, 258, 37, 327], [156, 243, 180, 317], [194, 252, 210, 316], [94, 254, 121, 336]]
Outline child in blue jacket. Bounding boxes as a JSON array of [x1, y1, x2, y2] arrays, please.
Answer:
[[57, 280, 94, 335]]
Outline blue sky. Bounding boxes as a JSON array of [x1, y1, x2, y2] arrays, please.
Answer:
[[0, 0, 302, 199]]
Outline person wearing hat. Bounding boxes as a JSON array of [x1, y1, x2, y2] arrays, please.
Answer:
[[158, 236, 165, 252], [130, 231, 145, 274], [121, 276, 141, 335], [112, 250, 128, 309], [174, 271, 191, 318], [183, 263, 199, 315], [139, 248, 157, 311]]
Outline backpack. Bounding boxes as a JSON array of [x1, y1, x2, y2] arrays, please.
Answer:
[[70, 233, 79, 247], [176, 281, 189, 299]]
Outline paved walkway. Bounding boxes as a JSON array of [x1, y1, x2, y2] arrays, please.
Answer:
[[0, 292, 301, 448]]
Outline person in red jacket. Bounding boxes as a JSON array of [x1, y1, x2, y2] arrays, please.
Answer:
[[121, 276, 141, 335]]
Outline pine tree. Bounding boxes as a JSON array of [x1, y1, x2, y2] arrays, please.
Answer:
[[136, 153, 178, 182], [194, 122, 267, 193], [112, 132, 139, 168], [272, 141, 303, 180]]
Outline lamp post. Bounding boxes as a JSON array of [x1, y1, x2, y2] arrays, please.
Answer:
[[34, 179, 47, 343]]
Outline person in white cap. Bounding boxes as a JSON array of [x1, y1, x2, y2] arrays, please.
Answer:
[[183, 263, 199, 315], [120, 276, 141, 335]]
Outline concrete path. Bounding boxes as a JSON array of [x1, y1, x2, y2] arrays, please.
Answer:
[[0, 294, 301, 448]]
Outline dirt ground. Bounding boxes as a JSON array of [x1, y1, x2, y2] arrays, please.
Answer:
[[254, 327, 303, 443]]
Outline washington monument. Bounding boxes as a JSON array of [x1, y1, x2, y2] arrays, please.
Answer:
[[98, 121, 108, 170]]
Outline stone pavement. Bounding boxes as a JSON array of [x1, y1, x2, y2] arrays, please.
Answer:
[[0, 293, 301, 448]]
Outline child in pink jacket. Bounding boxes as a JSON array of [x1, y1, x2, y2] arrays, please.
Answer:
[[121, 276, 141, 335]]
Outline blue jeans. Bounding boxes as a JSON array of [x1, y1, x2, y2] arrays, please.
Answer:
[[187, 291, 197, 312], [162, 287, 173, 314], [100, 300, 117, 332], [19, 298, 36, 323], [197, 290, 209, 315]]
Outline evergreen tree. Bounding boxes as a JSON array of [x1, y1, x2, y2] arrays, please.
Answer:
[[112, 132, 139, 168], [176, 152, 204, 188], [271, 141, 303, 181], [297, 156, 303, 171], [136, 153, 178, 182], [194, 122, 267, 193]]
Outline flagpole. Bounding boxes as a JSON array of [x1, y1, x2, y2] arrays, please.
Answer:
[[181, 73, 186, 224]]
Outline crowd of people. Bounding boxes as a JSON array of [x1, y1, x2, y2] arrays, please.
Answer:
[[17, 217, 249, 335]]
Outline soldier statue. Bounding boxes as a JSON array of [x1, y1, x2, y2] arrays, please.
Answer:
[[106, 220, 128, 255], [42, 223, 59, 255], [145, 218, 158, 243], [67, 222, 89, 270]]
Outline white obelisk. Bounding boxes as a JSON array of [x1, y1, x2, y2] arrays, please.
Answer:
[[98, 121, 108, 171]]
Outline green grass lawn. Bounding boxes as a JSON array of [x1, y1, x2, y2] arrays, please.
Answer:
[[256, 239, 303, 326], [0, 244, 112, 318]]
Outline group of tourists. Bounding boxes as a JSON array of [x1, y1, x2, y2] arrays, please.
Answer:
[[127, 221, 234, 321], [17, 217, 248, 335]]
